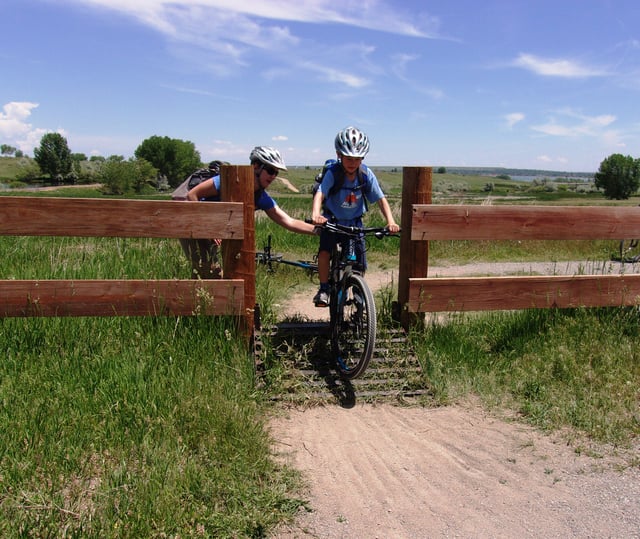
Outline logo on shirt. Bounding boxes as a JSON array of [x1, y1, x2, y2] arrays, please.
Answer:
[[342, 191, 359, 208]]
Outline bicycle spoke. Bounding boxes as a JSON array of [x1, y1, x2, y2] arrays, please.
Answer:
[[332, 274, 376, 379]]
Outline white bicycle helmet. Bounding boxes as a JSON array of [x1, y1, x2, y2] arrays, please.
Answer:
[[334, 126, 370, 158], [249, 146, 287, 171]]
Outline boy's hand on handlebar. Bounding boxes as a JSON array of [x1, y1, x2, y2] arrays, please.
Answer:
[[307, 215, 327, 235], [311, 214, 328, 226], [387, 222, 400, 234]]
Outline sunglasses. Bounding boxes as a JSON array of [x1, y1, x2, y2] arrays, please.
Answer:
[[262, 165, 279, 177]]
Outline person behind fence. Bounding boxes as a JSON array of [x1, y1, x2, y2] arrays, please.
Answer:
[[172, 160, 227, 279], [311, 126, 400, 307], [184, 146, 316, 277]]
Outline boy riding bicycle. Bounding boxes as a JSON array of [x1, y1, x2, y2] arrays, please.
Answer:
[[311, 126, 400, 307]]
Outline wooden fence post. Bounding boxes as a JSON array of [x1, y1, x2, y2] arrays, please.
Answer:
[[397, 166, 431, 330], [220, 165, 255, 337]]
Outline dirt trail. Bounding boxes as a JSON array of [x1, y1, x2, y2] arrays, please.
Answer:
[[269, 260, 640, 538], [271, 404, 639, 539]]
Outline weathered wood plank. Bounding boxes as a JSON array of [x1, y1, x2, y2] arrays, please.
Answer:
[[220, 165, 256, 335], [397, 167, 431, 327], [408, 274, 640, 312], [0, 279, 244, 317], [0, 197, 243, 239], [412, 205, 640, 240]]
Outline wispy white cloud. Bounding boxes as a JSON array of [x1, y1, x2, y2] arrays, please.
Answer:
[[504, 112, 525, 128], [68, 0, 442, 39], [513, 53, 608, 78], [532, 109, 616, 137], [390, 53, 444, 100], [159, 84, 243, 100], [298, 61, 371, 89], [61, 0, 437, 90], [201, 139, 251, 162], [536, 154, 569, 166]]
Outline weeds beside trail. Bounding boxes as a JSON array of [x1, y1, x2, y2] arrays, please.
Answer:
[[413, 307, 640, 452], [0, 234, 306, 538], [0, 315, 305, 537]]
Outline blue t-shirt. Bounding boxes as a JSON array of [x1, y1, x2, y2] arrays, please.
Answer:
[[319, 165, 384, 223], [200, 175, 276, 212]]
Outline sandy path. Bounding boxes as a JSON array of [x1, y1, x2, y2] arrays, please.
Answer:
[[270, 404, 639, 538], [269, 260, 640, 538]]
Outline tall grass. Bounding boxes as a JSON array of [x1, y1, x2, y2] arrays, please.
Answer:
[[412, 308, 640, 451], [0, 235, 305, 537]]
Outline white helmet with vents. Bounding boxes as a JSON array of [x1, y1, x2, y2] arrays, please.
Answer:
[[249, 146, 287, 171], [334, 126, 370, 158]]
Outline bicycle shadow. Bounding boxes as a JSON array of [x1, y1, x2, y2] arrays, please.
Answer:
[[269, 320, 356, 408], [307, 336, 356, 409]]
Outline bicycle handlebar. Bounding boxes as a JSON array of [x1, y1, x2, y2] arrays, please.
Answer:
[[306, 219, 400, 239]]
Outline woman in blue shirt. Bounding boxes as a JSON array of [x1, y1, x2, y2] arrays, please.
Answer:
[[183, 146, 315, 278]]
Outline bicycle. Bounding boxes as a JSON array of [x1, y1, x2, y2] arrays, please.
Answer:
[[256, 222, 399, 379], [255, 234, 318, 275], [322, 221, 399, 379], [617, 238, 640, 263]]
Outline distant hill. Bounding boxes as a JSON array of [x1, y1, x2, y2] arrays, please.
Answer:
[[435, 166, 594, 180], [325, 164, 595, 180]]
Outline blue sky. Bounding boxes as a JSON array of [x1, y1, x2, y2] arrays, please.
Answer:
[[1, 0, 639, 172]]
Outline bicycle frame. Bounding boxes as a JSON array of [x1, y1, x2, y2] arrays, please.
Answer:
[[255, 223, 398, 379], [255, 235, 317, 274], [321, 222, 396, 379]]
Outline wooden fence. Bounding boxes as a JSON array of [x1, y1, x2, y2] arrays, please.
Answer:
[[6, 164, 640, 336], [396, 167, 640, 327], [0, 165, 257, 333]]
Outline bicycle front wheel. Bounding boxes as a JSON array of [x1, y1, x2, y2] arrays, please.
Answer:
[[331, 274, 376, 379]]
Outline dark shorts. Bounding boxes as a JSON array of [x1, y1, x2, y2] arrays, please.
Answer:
[[319, 219, 367, 271]]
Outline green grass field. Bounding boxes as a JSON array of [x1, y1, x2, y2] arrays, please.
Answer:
[[0, 165, 638, 536]]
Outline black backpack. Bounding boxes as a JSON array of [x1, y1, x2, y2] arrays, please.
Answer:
[[313, 159, 370, 210], [171, 160, 228, 201], [187, 160, 227, 190]]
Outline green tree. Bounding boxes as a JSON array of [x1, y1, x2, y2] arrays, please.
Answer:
[[1, 144, 17, 156], [594, 153, 640, 200], [99, 157, 158, 195], [33, 133, 73, 183], [134, 135, 201, 188]]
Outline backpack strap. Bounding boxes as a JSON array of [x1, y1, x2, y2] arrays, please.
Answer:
[[327, 163, 369, 196], [328, 163, 370, 213], [357, 164, 370, 211]]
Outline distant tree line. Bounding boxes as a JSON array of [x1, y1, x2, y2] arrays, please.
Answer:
[[1, 144, 24, 158], [5, 135, 640, 200], [2, 133, 203, 195]]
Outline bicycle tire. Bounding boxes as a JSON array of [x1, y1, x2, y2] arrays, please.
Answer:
[[619, 239, 640, 262], [331, 273, 376, 379]]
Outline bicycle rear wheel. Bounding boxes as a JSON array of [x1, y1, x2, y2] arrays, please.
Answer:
[[331, 274, 376, 379]]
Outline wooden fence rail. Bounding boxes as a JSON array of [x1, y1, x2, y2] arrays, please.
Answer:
[[0, 165, 255, 326], [398, 167, 640, 322]]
